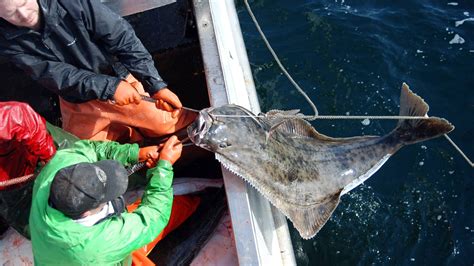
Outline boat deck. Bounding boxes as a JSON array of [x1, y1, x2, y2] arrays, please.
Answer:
[[0, 0, 296, 264]]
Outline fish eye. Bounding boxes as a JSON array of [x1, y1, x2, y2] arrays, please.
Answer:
[[213, 118, 225, 125], [209, 114, 227, 125], [219, 142, 231, 148]]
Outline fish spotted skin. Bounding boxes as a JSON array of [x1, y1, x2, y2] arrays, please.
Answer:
[[187, 83, 454, 239]]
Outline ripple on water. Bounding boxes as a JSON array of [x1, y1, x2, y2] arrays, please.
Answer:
[[238, 0, 473, 264]]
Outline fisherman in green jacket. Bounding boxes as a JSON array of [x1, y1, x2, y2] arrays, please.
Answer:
[[29, 136, 182, 265]]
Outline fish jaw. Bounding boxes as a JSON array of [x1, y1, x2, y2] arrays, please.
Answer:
[[187, 108, 214, 148], [187, 105, 265, 154]]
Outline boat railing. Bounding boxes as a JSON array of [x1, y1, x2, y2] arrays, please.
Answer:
[[193, 0, 296, 265]]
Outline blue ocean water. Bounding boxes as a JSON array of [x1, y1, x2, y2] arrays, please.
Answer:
[[237, 1, 473, 265]]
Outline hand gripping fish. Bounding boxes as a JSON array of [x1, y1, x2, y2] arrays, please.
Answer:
[[187, 83, 454, 239]]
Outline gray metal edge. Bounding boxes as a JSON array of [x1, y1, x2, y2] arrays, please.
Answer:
[[193, 0, 296, 265], [101, 0, 176, 16]]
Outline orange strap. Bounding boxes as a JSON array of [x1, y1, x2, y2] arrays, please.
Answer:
[[130, 195, 201, 266]]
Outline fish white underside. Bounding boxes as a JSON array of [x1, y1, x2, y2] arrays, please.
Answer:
[[341, 154, 392, 195]]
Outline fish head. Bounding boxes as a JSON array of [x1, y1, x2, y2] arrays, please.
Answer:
[[187, 107, 214, 149], [187, 104, 264, 153]]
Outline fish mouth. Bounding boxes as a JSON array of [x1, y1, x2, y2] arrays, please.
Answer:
[[187, 109, 213, 146]]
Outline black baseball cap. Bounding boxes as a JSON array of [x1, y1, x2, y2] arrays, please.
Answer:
[[49, 160, 129, 219]]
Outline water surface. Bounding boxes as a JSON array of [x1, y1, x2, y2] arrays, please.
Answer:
[[237, 1, 473, 265]]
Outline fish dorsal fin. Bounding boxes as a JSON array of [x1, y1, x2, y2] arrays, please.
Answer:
[[283, 191, 341, 239]]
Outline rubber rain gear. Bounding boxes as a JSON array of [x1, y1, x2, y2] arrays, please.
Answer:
[[0, 0, 196, 142], [0, 0, 167, 103], [128, 195, 200, 266], [59, 87, 196, 142], [0, 102, 56, 186], [0, 102, 56, 237], [29, 140, 174, 265]]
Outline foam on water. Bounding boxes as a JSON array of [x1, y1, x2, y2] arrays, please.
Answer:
[[449, 34, 465, 44], [361, 118, 370, 126], [455, 17, 474, 27]]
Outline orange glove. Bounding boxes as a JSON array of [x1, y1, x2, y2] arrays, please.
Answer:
[[114, 81, 141, 106], [138, 145, 160, 168], [125, 74, 145, 92], [159, 135, 182, 165], [152, 88, 182, 118]]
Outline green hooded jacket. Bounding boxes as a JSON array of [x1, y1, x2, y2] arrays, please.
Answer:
[[29, 140, 174, 265]]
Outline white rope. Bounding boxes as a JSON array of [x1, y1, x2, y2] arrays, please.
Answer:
[[242, 0, 473, 167], [213, 114, 430, 120], [444, 134, 474, 167], [243, 0, 319, 119]]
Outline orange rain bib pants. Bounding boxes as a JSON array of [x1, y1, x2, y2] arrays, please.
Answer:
[[59, 82, 196, 143], [127, 195, 201, 266]]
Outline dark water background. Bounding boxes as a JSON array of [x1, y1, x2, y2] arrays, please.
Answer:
[[237, 1, 473, 265]]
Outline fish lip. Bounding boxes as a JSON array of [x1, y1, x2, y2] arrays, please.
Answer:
[[187, 122, 200, 145], [188, 109, 213, 146]]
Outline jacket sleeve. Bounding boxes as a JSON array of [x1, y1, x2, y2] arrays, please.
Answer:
[[5, 50, 121, 103], [71, 140, 140, 166], [82, 160, 174, 262], [0, 102, 56, 161], [80, 0, 168, 96]]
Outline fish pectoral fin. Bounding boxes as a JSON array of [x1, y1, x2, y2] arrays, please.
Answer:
[[266, 117, 322, 139], [267, 119, 291, 139], [263, 109, 327, 139], [285, 192, 341, 239], [265, 109, 301, 117], [262, 110, 299, 128]]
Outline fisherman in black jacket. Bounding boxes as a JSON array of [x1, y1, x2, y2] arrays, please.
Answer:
[[0, 0, 195, 142]]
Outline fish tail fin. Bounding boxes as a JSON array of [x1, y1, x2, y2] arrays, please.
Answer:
[[392, 83, 454, 145]]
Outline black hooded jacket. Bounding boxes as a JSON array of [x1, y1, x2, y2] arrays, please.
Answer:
[[0, 0, 167, 103]]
